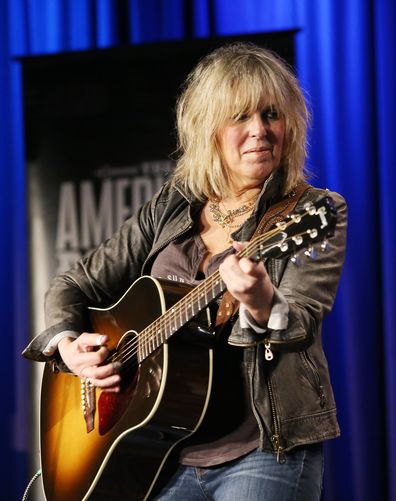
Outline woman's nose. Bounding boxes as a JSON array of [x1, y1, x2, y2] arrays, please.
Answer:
[[249, 112, 267, 138]]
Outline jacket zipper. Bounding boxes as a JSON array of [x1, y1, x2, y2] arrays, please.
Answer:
[[249, 347, 266, 452], [263, 335, 306, 361], [267, 375, 285, 463]]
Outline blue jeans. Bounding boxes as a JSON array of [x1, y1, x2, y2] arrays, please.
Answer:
[[153, 444, 323, 501]]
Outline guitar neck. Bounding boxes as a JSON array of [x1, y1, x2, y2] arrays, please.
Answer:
[[137, 270, 225, 361]]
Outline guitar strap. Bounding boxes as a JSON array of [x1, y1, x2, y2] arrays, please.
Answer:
[[215, 181, 310, 327]]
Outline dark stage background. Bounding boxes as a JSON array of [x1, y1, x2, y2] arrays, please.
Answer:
[[1, 1, 395, 500]]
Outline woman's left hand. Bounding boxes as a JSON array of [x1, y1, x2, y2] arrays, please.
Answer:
[[219, 241, 274, 326]]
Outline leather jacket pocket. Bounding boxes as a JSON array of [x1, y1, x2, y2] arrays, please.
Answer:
[[299, 350, 326, 408]]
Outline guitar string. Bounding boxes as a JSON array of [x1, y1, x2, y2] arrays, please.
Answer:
[[106, 224, 305, 369], [104, 208, 321, 369]]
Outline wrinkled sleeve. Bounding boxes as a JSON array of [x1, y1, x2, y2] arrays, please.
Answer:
[[22, 186, 164, 362]]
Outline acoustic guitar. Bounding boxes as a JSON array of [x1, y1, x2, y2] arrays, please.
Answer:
[[40, 196, 337, 500]]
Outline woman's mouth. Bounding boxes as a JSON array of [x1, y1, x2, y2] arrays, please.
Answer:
[[244, 146, 273, 155]]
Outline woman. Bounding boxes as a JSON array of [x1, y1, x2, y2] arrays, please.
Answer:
[[23, 42, 347, 500]]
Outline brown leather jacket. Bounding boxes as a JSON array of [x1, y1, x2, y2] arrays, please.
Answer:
[[23, 172, 347, 458]]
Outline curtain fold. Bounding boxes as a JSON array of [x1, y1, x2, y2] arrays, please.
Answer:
[[375, 2, 396, 500], [1, 1, 394, 499]]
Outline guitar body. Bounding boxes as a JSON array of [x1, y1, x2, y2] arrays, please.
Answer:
[[40, 276, 214, 501]]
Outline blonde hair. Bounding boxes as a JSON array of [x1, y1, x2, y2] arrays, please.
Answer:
[[171, 42, 310, 200]]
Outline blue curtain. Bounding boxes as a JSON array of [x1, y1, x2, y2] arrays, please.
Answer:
[[1, 1, 395, 499]]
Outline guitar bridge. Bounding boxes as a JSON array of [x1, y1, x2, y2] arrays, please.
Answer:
[[81, 378, 96, 433]]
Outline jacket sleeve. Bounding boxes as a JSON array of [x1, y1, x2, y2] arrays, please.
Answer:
[[22, 185, 166, 362], [228, 190, 348, 349]]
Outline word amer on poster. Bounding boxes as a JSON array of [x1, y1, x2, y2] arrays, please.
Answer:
[[55, 161, 172, 273]]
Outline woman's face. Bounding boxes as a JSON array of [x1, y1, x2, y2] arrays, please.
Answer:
[[217, 104, 285, 192]]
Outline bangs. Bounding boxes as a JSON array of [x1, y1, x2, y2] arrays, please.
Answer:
[[216, 58, 287, 123]]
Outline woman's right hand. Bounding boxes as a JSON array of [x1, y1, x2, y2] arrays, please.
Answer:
[[58, 333, 121, 392]]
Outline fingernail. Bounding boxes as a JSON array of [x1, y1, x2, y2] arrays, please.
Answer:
[[96, 335, 107, 346]]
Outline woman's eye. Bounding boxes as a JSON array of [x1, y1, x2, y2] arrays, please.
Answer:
[[263, 108, 279, 121]]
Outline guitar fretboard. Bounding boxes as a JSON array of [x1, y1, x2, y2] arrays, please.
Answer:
[[137, 270, 225, 361]]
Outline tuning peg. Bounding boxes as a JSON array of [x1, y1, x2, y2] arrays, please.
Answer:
[[292, 235, 303, 245], [304, 245, 317, 259], [280, 242, 289, 252], [291, 254, 301, 266], [320, 239, 328, 251], [304, 202, 316, 216], [307, 228, 318, 239], [291, 214, 302, 223]]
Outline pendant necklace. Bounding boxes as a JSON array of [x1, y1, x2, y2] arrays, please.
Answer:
[[209, 197, 256, 242]]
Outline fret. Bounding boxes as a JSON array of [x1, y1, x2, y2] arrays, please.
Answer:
[[143, 337, 149, 359], [158, 326, 164, 344], [139, 337, 146, 360], [149, 335, 154, 353], [146, 335, 151, 353], [164, 322, 171, 339], [183, 302, 189, 324], [178, 305, 183, 329], [170, 308, 175, 332]]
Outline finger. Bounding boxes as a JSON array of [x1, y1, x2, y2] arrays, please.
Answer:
[[81, 358, 121, 379], [221, 258, 266, 294], [102, 386, 121, 393], [75, 346, 110, 368], [101, 376, 124, 392], [81, 362, 121, 387], [232, 241, 249, 252], [220, 256, 253, 282], [220, 265, 254, 296], [90, 361, 121, 380], [78, 332, 108, 349], [238, 257, 266, 277], [220, 254, 242, 272], [88, 374, 121, 389]]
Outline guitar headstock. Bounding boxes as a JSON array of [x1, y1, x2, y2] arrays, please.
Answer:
[[246, 196, 337, 262]]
